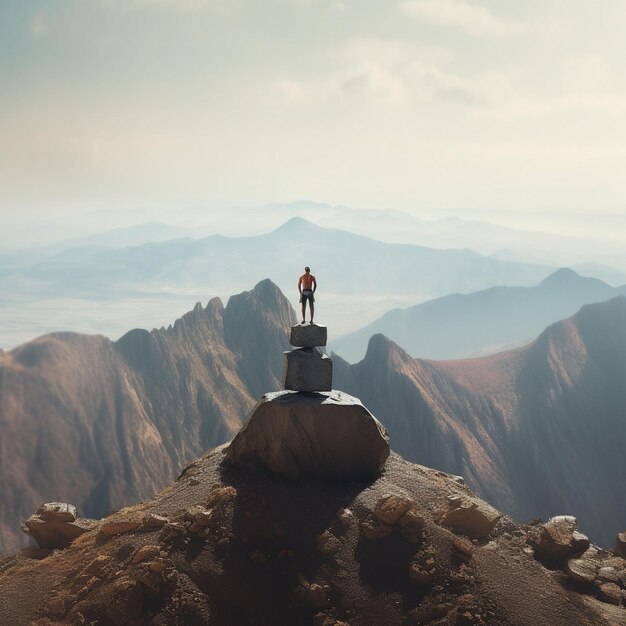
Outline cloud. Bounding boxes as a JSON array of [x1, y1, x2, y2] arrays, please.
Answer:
[[272, 37, 506, 108], [400, 0, 516, 36]]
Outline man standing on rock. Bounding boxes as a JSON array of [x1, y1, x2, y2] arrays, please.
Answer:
[[298, 266, 317, 324]]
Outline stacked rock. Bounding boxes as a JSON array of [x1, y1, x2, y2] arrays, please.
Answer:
[[225, 322, 390, 482], [284, 323, 331, 393]]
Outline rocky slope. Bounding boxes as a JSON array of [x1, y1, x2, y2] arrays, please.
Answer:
[[1, 445, 625, 625], [0, 280, 295, 553], [332, 268, 626, 362], [334, 296, 626, 547]]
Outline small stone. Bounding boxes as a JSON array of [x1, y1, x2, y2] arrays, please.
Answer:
[[409, 545, 437, 585], [440, 496, 501, 540], [374, 495, 413, 525], [142, 514, 168, 529], [189, 478, 200, 486], [99, 520, 141, 538], [206, 486, 237, 507], [397, 506, 425, 543], [595, 582, 622, 605], [336, 508, 354, 528], [361, 521, 393, 541], [81, 554, 110, 576], [316, 531, 342, 555], [566, 547, 601, 584], [615, 532, 626, 558], [453, 537, 475, 561], [597, 567, 619, 583], [132, 545, 161, 565], [158, 522, 186, 543]]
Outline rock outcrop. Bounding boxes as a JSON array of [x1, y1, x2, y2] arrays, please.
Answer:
[[21, 503, 97, 550], [225, 390, 389, 481]]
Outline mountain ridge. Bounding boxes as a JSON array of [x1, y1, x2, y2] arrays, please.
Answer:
[[331, 268, 626, 362], [0, 280, 295, 553], [334, 296, 626, 545]]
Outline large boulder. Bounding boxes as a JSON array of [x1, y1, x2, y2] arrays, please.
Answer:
[[290, 324, 327, 348], [284, 348, 332, 392], [225, 390, 389, 481], [22, 502, 97, 549]]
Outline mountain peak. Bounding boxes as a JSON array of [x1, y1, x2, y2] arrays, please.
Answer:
[[364, 333, 411, 364], [272, 216, 323, 234], [539, 267, 583, 287]]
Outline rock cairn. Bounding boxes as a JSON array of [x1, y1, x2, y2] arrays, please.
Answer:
[[284, 323, 331, 393], [226, 323, 390, 481]]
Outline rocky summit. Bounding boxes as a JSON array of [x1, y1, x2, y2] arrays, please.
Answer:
[[2, 447, 626, 626]]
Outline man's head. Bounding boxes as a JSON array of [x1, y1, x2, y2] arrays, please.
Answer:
[[304, 266, 310, 273]]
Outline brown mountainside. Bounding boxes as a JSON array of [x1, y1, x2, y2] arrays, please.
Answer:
[[0, 279, 295, 552], [333, 296, 626, 546], [1, 446, 625, 625]]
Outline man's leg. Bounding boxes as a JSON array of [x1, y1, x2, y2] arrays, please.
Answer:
[[309, 300, 314, 324], [301, 300, 306, 323]]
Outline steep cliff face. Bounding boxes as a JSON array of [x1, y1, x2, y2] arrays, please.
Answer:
[[0, 280, 296, 552], [334, 296, 626, 546]]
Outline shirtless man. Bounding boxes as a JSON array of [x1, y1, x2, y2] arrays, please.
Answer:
[[298, 266, 317, 324]]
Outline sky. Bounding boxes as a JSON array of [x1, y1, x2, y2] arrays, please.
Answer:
[[1, 0, 626, 227]]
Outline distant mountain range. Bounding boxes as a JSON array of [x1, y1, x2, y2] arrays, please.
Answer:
[[0, 280, 294, 552], [2, 217, 552, 299], [334, 296, 626, 546], [0, 216, 557, 347], [331, 268, 626, 362]]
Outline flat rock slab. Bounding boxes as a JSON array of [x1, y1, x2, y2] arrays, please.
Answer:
[[225, 390, 390, 481], [290, 324, 327, 348], [284, 348, 332, 392]]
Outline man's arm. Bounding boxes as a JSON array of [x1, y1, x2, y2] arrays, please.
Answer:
[[312, 277, 317, 293], [298, 276, 302, 293]]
